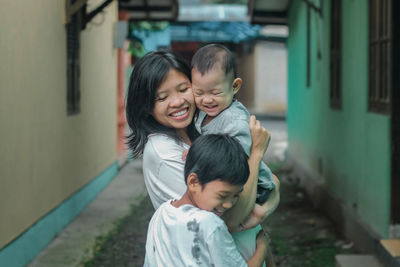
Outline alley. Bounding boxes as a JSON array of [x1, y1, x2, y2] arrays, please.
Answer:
[[2, 1, 398, 266]]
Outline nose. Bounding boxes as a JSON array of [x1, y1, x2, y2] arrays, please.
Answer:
[[203, 95, 213, 104], [222, 201, 233, 209], [169, 93, 185, 107]]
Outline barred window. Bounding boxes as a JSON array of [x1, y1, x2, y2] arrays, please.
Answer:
[[330, 0, 342, 109], [368, 0, 392, 114], [66, 1, 82, 115]]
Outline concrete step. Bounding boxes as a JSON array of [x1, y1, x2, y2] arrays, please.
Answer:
[[335, 254, 383, 267], [381, 239, 400, 258], [378, 239, 400, 267]]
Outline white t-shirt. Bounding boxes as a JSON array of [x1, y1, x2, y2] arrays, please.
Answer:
[[144, 200, 247, 267], [142, 133, 262, 264], [142, 134, 189, 209]]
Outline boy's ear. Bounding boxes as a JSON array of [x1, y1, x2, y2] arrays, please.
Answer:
[[187, 173, 200, 192], [232, 78, 242, 95]]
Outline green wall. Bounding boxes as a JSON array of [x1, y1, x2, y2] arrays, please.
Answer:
[[287, 0, 391, 237]]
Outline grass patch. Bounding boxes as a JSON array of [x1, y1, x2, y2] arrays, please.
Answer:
[[83, 193, 149, 267]]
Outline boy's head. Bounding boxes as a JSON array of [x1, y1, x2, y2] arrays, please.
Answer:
[[191, 44, 242, 119], [184, 134, 249, 216]]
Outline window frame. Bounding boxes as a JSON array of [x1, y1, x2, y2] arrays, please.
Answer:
[[330, 0, 342, 109], [66, 1, 83, 116], [368, 0, 392, 114]]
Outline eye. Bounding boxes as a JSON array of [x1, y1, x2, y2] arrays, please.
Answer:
[[180, 87, 190, 93], [155, 96, 167, 102], [194, 91, 203, 96], [218, 194, 228, 200]]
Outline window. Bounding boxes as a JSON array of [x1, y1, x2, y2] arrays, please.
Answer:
[[369, 0, 392, 114], [330, 0, 342, 109], [66, 1, 82, 115]]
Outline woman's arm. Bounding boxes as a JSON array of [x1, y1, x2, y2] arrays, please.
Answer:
[[259, 174, 280, 220], [222, 116, 270, 233], [239, 175, 280, 230]]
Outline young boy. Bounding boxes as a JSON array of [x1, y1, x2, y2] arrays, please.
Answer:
[[144, 134, 268, 267], [191, 44, 280, 230]]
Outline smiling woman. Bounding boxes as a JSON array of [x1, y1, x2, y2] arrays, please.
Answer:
[[125, 51, 199, 158], [125, 51, 200, 206]]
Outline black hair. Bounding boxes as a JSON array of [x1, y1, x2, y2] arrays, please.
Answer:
[[191, 43, 237, 80], [184, 134, 249, 186], [125, 50, 199, 157]]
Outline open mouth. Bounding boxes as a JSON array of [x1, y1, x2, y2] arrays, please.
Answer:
[[170, 108, 189, 120], [213, 208, 225, 216], [202, 105, 218, 112]]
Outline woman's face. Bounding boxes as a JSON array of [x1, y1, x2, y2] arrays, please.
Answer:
[[152, 69, 195, 130]]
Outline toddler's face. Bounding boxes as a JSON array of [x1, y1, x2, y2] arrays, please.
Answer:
[[192, 67, 238, 119]]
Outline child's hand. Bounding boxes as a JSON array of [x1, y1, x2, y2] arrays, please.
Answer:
[[249, 115, 271, 160], [239, 204, 267, 231], [182, 149, 189, 161]]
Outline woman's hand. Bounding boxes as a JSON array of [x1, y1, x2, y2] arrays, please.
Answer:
[[249, 115, 270, 161]]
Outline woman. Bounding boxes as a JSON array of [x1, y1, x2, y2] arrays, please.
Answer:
[[126, 50, 270, 264]]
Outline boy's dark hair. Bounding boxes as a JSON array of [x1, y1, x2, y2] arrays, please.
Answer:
[[191, 44, 237, 80], [126, 50, 199, 158], [184, 134, 249, 186]]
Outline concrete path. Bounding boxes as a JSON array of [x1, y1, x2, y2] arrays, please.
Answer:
[[27, 159, 146, 267]]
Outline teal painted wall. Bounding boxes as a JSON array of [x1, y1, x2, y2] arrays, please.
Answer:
[[0, 162, 119, 267], [287, 0, 391, 237]]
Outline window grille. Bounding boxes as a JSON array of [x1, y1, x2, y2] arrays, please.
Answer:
[[330, 0, 342, 109], [67, 4, 81, 115], [368, 0, 392, 114]]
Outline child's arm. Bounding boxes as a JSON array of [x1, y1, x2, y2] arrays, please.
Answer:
[[246, 230, 269, 267], [239, 175, 280, 231], [222, 116, 270, 233]]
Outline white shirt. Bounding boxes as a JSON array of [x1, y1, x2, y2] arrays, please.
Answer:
[[144, 200, 247, 267], [142, 133, 262, 264], [142, 134, 189, 209]]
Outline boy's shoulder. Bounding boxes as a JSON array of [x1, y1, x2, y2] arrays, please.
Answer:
[[156, 201, 226, 233]]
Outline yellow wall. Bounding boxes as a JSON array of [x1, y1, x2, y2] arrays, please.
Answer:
[[0, 0, 118, 248]]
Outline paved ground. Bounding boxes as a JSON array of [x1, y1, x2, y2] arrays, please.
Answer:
[[84, 168, 356, 267], [27, 160, 148, 267]]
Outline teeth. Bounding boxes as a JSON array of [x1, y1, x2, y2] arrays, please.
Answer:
[[171, 109, 187, 117]]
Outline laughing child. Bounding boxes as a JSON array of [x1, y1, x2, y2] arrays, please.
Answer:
[[191, 44, 280, 231]]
